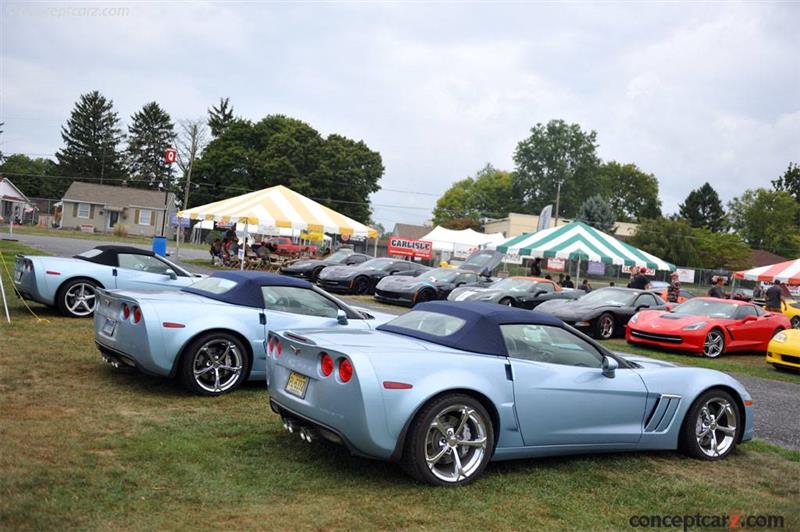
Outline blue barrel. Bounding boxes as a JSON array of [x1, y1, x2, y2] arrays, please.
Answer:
[[152, 236, 167, 256]]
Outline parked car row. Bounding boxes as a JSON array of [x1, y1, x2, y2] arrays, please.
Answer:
[[12, 245, 795, 486]]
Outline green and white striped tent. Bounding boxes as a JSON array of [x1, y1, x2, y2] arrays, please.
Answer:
[[494, 221, 675, 271]]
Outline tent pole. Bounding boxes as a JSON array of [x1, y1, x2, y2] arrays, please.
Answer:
[[0, 270, 10, 323], [373, 234, 378, 257], [576, 257, 581, 286], [240, 222, 248, 271]]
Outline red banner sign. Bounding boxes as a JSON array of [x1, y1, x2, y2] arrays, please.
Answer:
[[388, 237, 432, 259], [165, 147, 177, 164]]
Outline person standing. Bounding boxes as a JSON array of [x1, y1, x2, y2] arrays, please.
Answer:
[[529, 257, 542, 277], [562, 275, 575, 288], [580, 279, 592, 293], [708, 276, 727, 299], [667, 272, 681, 303], [628, 267, 650, 290], [627, 266, 639, 288], [765, 280, 784, 312], [752, 283, 765, 301]]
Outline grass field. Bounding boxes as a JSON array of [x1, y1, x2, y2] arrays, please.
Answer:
[[1, 239, 799, 530], [3, 225, 207, 251]]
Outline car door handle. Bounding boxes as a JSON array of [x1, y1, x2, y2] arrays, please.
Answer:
[[259, 313, 266, 325]]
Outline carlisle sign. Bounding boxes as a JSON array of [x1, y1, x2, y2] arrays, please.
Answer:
[[388, 237, 433, 259]]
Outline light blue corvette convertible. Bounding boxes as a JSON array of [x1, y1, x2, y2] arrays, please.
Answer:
[[14, 245, 203, 317], [94, 271, 394, 396], [267, 301, 754, 486]]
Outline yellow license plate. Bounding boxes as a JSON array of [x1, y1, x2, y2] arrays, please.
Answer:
[[285, 371, 309, 398]]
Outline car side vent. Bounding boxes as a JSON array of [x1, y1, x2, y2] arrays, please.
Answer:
[[644, 394, 682, 433], [284, 331, 317, 345]]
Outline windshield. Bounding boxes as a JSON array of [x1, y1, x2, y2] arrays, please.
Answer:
[[579, 288, 637, 306], [190, 277, 237, 294], [326, 250, 352, 263], [384, 310, 466, 337], [672, 299, 738, 319], [420, 269, 459, 282], [359, 258, 394, 270], [490, 278, 536, 292]]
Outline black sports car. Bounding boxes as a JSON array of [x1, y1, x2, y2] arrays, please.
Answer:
[[534, 286, 667, 339], [448, 276, 569, 309], [373, 250, 503, 306], [374, 268, 486, 306], [317, 257, 429, 295], [280, 249, 370, 282]]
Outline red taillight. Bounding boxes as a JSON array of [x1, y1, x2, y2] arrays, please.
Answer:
[[267, 337, 275, 355], [132, 306, 142, 323], [338, 358, 353, 383], [122, 303, 130, 320], [275, 339, 282, 358], [320, 352, 334, 377]]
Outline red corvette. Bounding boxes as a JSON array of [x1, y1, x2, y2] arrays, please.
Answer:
[[626, 297, 790, 358]]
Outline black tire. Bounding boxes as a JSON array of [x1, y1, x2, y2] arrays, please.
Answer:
[[594, 313, 615, 339], [402, 393, 494, 486], [791, 316, 800, 329], [311, 266, 325, 283], [56, 278, 99, 318], [353, 276, 370, 295], [416, 289, 435, 303], [179, 332, 251, 396], [702, 328, 726, 358], [679, 389, 740, 460], [498, 297, 515, 307]]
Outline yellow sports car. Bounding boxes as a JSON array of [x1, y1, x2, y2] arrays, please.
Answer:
[[766, 329, 800, 372], [782, 300, 800, 329]]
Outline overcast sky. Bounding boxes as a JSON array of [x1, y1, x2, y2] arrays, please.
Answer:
[[2, 1, 798, 228]]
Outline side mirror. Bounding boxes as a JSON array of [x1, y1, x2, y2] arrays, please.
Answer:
[[601, 356, 618, 378], [165, 269, 178, 280], [336, 309, 348, 326]]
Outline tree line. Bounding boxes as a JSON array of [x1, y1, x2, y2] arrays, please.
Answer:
[[0, 92, 384, 223], [432, 119, 799, 269]]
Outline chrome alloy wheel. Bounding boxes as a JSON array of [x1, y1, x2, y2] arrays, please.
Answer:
[[695, 398, 737, 458], [703, 330, 724, 358], [64, 282, 96, 316], [791, 316, 800, 329], [599, 315, 614, 339], [192, 339, 243, 393], [424, 404, 488, 483]]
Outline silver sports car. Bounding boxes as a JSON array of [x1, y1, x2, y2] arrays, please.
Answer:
[[94, 271, 394, 395], [267, 301, 754, 486]]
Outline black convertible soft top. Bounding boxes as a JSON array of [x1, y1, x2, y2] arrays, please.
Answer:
[[74, 245, 156, 266]]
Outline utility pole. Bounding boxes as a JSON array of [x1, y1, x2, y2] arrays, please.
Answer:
[[175, 123, 201, 258], [553, 180, 562, 228]]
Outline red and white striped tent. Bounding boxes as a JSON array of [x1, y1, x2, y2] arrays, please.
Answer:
[[733, 258, 800, 285]]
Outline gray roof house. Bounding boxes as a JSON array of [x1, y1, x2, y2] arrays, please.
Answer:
[[60, 182, 176, 237]]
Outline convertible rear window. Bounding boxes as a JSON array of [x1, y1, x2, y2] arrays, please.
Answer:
[[384, 310, 466, 337], [76, 249, 103, 258], [190, 277, 238, 294]]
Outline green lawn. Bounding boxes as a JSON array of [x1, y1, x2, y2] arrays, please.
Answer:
[[4, 225, 207, 251], [1, 239, 798, 530]]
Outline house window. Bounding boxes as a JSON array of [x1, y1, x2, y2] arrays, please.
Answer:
[[77, 203, 90, 219], [138, 209, 152, 225]]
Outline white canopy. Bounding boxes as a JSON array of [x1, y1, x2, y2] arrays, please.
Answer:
[[420, 226, 507, 254]]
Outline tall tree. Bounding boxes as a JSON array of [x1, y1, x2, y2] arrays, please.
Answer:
[[126, 102, 176, 189], [576, 195, 616, 233], [56, 91, 125, 182], [175, 119, 210, 209], [0, 154, 63, 198], [596, 161, 662, 221], [432, 164, 515, 228], [728, 188, 800, 256], [772, 162, 800, 203], [190, 115, 383, 222], [678, 182, 726, 231], [629, 218, 699, 268], [208, 97, 235, 137], [512, 119, 600, 219]]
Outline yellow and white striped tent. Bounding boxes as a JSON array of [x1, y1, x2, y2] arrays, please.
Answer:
[[177, 185, 378, 239]]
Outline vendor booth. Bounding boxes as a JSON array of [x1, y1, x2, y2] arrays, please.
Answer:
[[733, 258, 800, 285], [493, 221, 674, 279], [419, 226, 506, 261]]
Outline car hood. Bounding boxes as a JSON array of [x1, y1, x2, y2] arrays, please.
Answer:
[[282, 259, 325, 271], [450, 287, 505, 301], [616, 353, 678, 369], [634, 311, 718, 329], [536, 299, 619, 320], [376, 275, 437, 291], [318, 265, 361, 279]]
